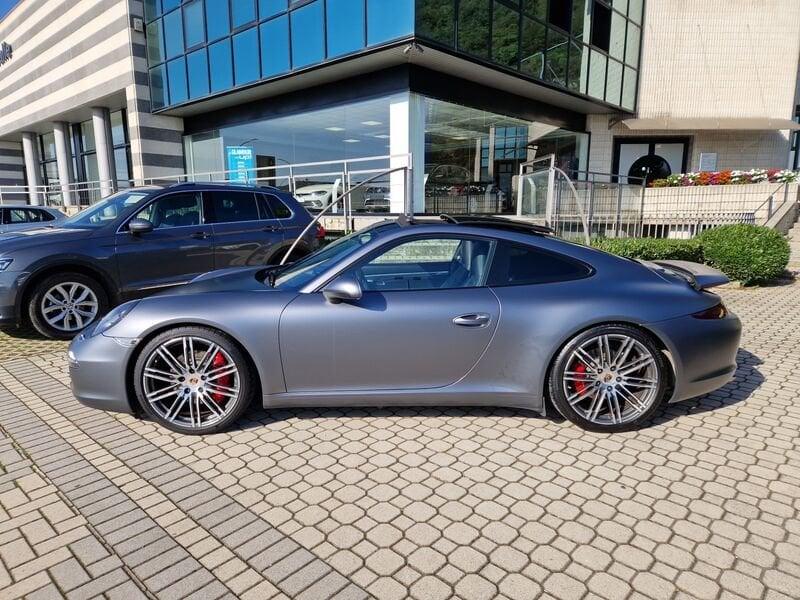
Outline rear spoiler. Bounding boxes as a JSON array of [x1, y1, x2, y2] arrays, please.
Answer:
[[647, 260, 729, 290]]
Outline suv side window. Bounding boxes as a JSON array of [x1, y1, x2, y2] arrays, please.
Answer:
[[487, 241, 591, 286], [39, 210, 56, 222], [207, 191, 259, 223], [134, 193, 202, 229], [262, 194, 292, 219], [7, 208, 37, 223]]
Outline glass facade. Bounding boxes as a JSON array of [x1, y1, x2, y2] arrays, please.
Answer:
[[146, 0, 414, 109], [183, 93, 587, 214], [146, 0, 641, 112], [416, 0, 641, 111]]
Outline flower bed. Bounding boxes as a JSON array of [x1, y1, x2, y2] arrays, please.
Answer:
[[650, 169, 799, 188]]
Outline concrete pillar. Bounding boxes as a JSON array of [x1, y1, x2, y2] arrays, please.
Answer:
[[91, 107, 117, 197], [21, 132, 43, 206], [389, 94, 426, 214], [52, 122, 75, 207]]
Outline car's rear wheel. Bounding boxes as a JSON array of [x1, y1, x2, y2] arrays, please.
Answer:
[[133, 326, 253, 435], [548, 324, 668, 432], [28, 272, 108, 339]]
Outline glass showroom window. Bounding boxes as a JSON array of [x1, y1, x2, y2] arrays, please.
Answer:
[[422, 96, 587, 215], [38, 132, 60, 192]]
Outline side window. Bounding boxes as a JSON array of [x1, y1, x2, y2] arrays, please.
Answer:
[[207, 191, 259, 223], [134, 193, 202, 229], [487, 241, 591, 286], [264, 194, 292, 219], [8, 209, 31, 223], [39, 210, 56, 222], [353, 237, 494, 292]]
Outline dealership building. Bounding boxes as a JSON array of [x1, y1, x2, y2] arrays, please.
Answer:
[[0, 0, 798, 213]]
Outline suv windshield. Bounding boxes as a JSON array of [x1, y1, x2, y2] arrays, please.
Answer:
[[61, 190, 154, 229], [274, 223, 397, 289]]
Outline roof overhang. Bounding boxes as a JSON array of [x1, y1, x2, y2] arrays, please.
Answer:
[[621, 117, 800, 131]]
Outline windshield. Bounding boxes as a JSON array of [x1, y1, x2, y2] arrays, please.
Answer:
[[60, 190, 154, 229], [274, 224, 396, 289]]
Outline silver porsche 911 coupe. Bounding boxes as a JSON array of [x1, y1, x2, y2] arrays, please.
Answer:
[[69, 215, 741, 435]]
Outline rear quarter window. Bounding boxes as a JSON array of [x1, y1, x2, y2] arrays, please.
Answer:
[[487, 241, 592, 286], [260, 194, 292, 219]]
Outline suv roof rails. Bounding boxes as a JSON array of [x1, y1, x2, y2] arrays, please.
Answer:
[[439, 214, 554, 235]]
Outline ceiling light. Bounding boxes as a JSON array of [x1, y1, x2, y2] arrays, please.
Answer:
[[325, 126, 345, 132], [373, 134, 390, 139], [361, 121, 382, 126], [343, 139, 361, 143]]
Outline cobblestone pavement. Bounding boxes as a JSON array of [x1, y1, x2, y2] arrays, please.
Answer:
[[0, 283, 799, 600]]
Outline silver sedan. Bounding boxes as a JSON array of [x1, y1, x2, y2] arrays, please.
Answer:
[[68, 216, 741, 435]]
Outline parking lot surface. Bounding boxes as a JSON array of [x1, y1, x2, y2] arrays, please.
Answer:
[[0, 283, 799, 600]]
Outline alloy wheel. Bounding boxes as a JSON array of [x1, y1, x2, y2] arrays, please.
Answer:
[[40, 282, 99, 332], [142, 336, 241, 429], [562, 333, 660, 426]]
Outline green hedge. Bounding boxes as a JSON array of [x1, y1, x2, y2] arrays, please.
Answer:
[[592, 237, 704, 262], [698, 224, 790, 285], [592, 225, 790, 285]]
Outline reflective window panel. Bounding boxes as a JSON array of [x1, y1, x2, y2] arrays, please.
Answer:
[[167, 57, 189, 104], [163, 8, 184, 59], [366, 0, 413, 46], [233, 27, 260, 85], [260, 16, 290, 77], [259, 0, 287, 19], [206, 0, 231, 41], [187, 48, 211, 98], [327, 0, 366, 58], [290, 1, 324, 68], [184, 0, 206, 49], [232, 0, 257, 28], [209, 38, 234, 92]]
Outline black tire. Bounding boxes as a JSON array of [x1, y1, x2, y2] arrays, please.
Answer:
[[133, 326, 254, 435], [548, 324, 669, 433], [28, 272, 109, 340]]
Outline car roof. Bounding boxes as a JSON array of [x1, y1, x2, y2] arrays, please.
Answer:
[[130, 181, 288, 195]]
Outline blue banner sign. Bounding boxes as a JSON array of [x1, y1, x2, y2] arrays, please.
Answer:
[[226, 146, 255, 183]]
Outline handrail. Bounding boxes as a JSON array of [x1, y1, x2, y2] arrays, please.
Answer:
[[279, 166, 409, 267]]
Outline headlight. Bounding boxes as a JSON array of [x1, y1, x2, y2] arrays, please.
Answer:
[[91, 301, 140, 337], [0, 258, 13, 271]]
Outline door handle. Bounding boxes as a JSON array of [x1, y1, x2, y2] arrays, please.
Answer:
[[190, 231, 211, 240], [452, 313, 492, 328], [262, 225, 280, 232]]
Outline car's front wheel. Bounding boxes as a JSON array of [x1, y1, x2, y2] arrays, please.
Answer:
[[28, 272, 108, 339], [548, 324, 669, 432], [133, 327, 254, 435]]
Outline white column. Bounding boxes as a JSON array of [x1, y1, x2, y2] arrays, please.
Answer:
[[52, 122, 75, 207], [389, 94, 426, 214], [21, 132, 43, 206], [92, 107, 117, 198]]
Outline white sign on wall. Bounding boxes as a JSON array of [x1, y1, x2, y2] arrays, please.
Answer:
[[699, 153, 718, 172]]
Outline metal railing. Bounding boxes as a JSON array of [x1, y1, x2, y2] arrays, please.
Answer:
[[518, 160, 799, 241], [0, 155, 411, 226]]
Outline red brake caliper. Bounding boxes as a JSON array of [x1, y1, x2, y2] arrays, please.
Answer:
[[211, 352, 230, 404], [574, 361, 588, 394]]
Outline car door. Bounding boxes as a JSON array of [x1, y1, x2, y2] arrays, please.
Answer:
[[114, 191, 215, 296], [0, 208, 7, 233], [279, 235, 501, 392], [206, 190, 285, 268]]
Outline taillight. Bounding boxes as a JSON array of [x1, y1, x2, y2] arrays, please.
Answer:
[[692, 303, 727, 319], [315, 224, 326, 240]]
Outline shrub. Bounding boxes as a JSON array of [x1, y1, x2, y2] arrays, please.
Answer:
[[698, 224, 790, 284], [592, 237, 704, 262]]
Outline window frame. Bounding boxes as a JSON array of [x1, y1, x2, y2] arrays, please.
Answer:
[[204, 190, 262, 224], [261, 193, 295, 220], [326, 232, 498, 294], [486, 239, 594, 287], [118, 191, 206, 232]]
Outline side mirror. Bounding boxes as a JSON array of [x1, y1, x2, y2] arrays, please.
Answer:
[[128, 218, 154, 235], [323, 275, 362, 304]]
